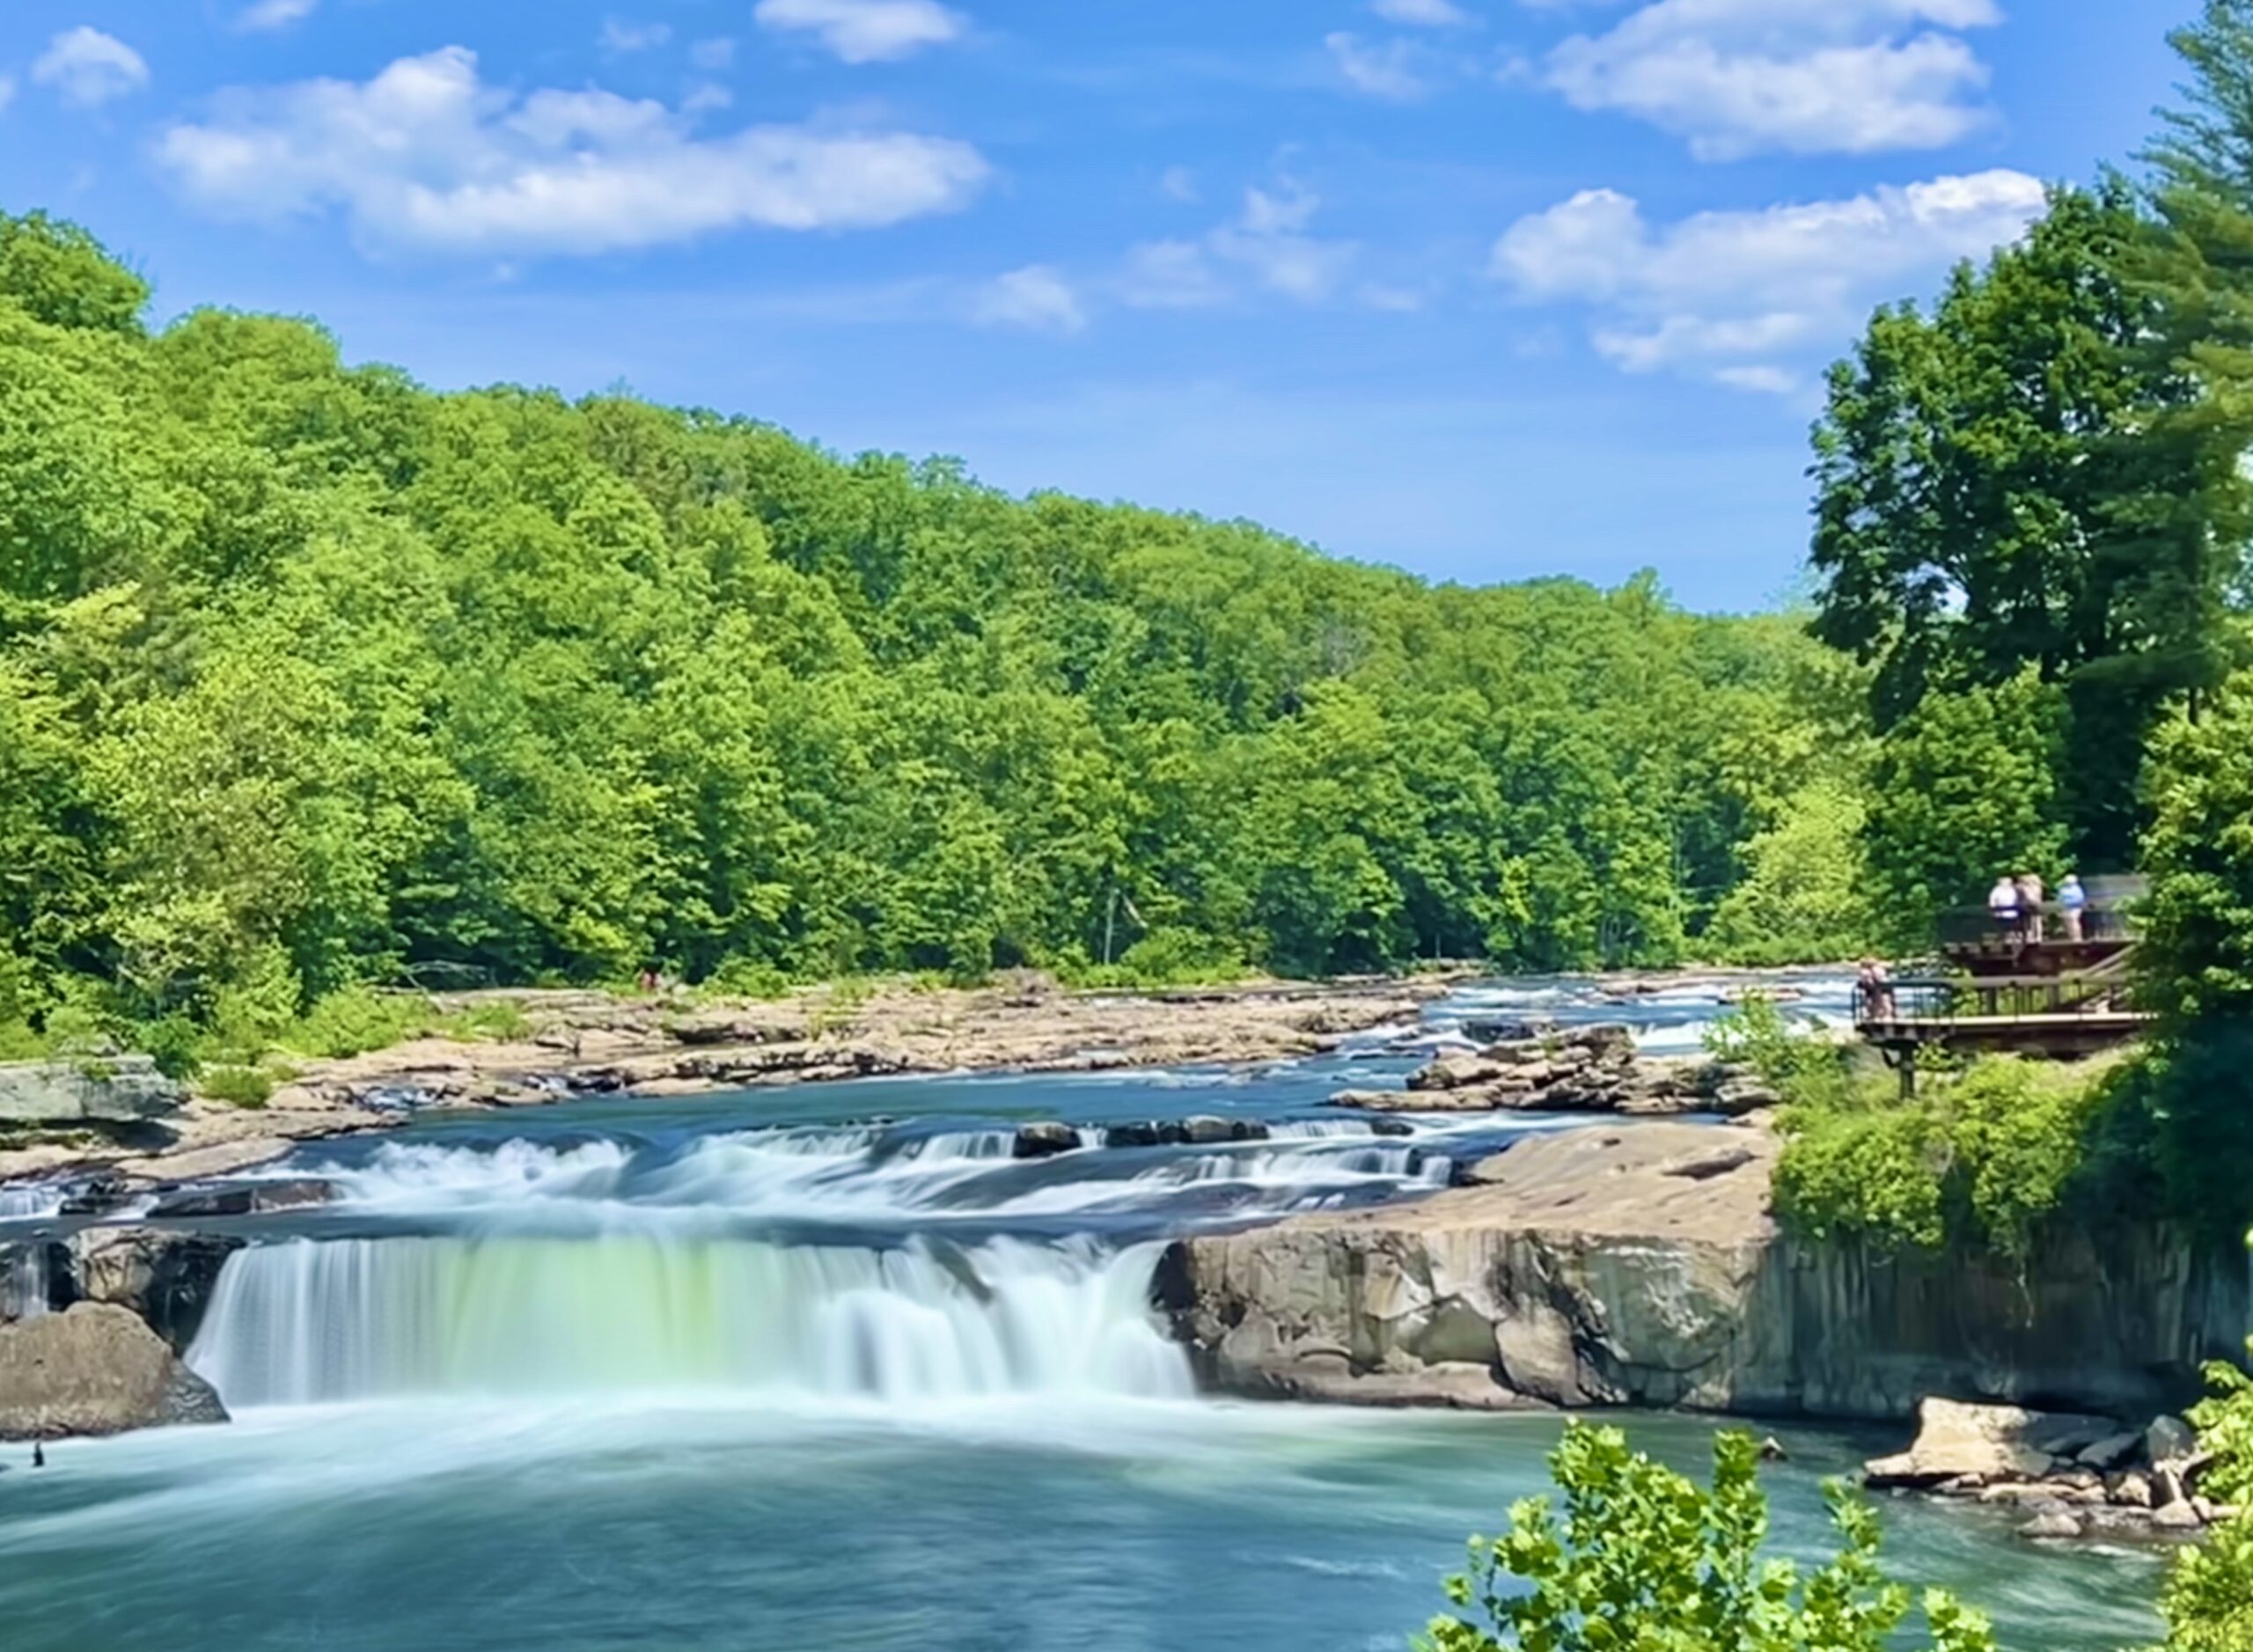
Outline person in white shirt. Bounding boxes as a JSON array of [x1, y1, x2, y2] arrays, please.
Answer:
[[1988, 875, 2021, 936]]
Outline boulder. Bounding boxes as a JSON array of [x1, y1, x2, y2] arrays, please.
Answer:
[[2078, 1431, 2145, 1472], [1180, 1117, 1252, 1145], [1460, 1017, 1553, 1046], [0, 1303, 228, 1440], [1407, 1054, 1509, 1093], [0, 1057, 184, 1126], [2109, 1471, 2154, 1509], [2148, 1414, 2198, 1465], [1864, 1399, 2122, 1489], [2154, 1500, 2204, 1531], [1565, 1024, 1638, 1062], [2017, 1510, 2084, 1541], [1012, 1122, 1079, 1160], [58, 1172, 140, 1216], [70, 1228, 246, 1349]]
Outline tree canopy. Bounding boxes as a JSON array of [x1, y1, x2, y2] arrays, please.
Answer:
[[0, 211, 1862, 1052]]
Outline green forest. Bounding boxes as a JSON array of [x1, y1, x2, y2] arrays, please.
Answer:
[[6, 0, 2253, 1098], [0, 205, 1884, 1061]]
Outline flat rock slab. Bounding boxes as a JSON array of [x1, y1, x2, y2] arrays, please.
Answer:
[[0, 1058, 183, 1125], [0, 1303, 228, 1441]]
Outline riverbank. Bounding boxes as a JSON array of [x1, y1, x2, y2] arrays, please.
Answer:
[[0, 973, 1460, 1190]]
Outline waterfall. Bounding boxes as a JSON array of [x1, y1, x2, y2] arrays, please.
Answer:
[[187, 1234, 1192, 1408]]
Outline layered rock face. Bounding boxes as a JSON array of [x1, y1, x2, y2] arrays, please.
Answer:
[[1156, 1123, 2246, 1421], [0, 1057, 184, 1125], [0, 1303, 228, 1440], [1, 1227, 245, 1351]]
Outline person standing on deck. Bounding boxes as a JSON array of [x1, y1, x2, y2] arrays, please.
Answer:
[[2059, 874, 2088, 942], [1988, 875, 2022, 936], [2016, 872, 2046, 943]]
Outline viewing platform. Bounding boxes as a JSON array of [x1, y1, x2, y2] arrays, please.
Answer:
[[1855, 885, 2156, 1064]]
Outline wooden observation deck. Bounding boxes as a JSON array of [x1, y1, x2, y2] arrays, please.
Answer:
[[1855, 886, 2157, 1066]]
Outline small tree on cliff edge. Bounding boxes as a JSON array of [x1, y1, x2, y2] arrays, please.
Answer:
[[1418, 1423, 1997, 1652]]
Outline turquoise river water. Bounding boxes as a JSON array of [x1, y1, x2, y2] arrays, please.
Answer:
[[0, 979, 2165, 1649]]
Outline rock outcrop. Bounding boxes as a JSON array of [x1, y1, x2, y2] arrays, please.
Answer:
[[1862, 1397, 2236, 1542], [1332, 1026, 1779, 1118], [0, 1057, 184, 1126], [1156, 1122, 2247, 1421], [0, 1303, 228, 1440], [2, 1226, 245, 1351]]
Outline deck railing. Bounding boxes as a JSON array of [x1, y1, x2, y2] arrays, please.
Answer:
[[1933, 899, 2139, 949], [1853, 969, 2137, 1029]]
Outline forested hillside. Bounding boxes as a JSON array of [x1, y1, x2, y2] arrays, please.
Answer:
[[0, 211, 1870, 1054]]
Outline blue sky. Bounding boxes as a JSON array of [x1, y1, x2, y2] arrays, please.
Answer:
[[0, 0, 2185, 610]]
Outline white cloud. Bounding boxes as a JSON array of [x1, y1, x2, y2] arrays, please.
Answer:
[[600, 18, 673, 53], [973, 265, 1087, 334], [1325, 32, 1431, 100], [237, 0, 317, 31], [1213, 184, 1358, 301], [1375, 0, 1475, 26], [692, 38, 738, 70], [753, 0, 965, 63], [32, 26, 150, 109], [1114, 182, 1362, 311], [156, 47, 989, 258], [1543, 0, 2003, 159], [684, 83, 733, 114], [1492, 167, 2045, 389], [1119, 239, 1228, 309], [1160, 165, 1200, 203], [1714, 364, 1798, 394], [0, 77, 15, 115]]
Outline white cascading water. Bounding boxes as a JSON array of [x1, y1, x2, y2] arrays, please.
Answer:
[[187, 1233, 1192, 1409]]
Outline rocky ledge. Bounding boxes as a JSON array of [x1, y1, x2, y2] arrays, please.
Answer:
[[0, 973, 1449, 1190], [1865, 1398, 2232, 1542], [1329, 1022, 1779, 1118], [1156, 1122, 2247, 1421]]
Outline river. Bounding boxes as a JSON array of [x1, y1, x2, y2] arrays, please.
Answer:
[[0, 978, 2165, 1649]]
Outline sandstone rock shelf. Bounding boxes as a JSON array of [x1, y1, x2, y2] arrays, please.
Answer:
[[1157, 1122, 2247, 1422]]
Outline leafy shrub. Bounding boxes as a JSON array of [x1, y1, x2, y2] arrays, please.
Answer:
[[199, 1064, 274, 1108], [1772, 1054, 2130, 1257], [2150, 1349, 2253, 1650], [1773, 1106, 1948, 1250], [1417, 1422, 1995, 1652], [285, 985, 427, 1059], [432, 999, 532, 1043]]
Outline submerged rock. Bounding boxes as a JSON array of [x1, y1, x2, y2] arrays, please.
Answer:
[[0, 1303, 228, 1441], [1012, 1122, 1080, 1160]]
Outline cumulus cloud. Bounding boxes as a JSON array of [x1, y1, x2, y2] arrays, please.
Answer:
[[1543, 0, 2003, 159], [237, 0, 317, 31], [692, 38, 738, 70], [1491, 167, 2045, 390], [32, 26, 150, 109], [1325, 32, 1432, 100], [753, 0, 965, 63], [155, 47, 989, 258], [1375, 0, 1476, 25], [1211, 184, 1360, 302], [972, 265, 1087, 334], [0, 77, 15, 115]]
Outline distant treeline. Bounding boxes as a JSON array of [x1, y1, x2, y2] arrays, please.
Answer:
[[0, 209, 1888, 1059]]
